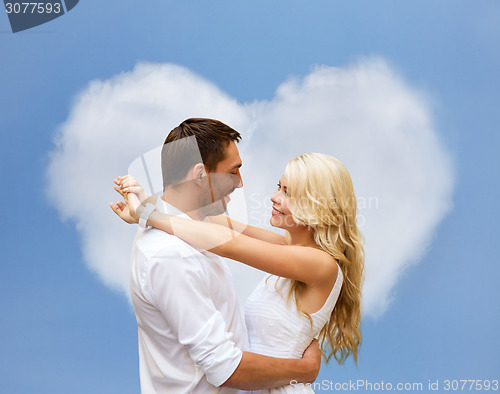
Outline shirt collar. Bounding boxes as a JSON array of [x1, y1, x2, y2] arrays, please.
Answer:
[[155, 197, 192, 220]]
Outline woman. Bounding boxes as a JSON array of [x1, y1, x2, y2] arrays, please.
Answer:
[[113, 153, 364, 393]]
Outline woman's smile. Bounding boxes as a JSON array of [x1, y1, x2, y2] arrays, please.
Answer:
[[272, 207, 285, 216]]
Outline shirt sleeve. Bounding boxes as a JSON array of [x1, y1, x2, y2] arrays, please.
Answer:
[[147, 250, 243, 387]]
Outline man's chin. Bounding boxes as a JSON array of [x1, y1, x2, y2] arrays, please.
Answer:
[[201, 200, 227, 217]]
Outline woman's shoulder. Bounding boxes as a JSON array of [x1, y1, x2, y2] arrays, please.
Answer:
[[303, 246, 339, 282]]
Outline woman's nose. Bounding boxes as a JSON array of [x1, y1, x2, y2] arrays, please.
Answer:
[[270, 190, 279, 204]]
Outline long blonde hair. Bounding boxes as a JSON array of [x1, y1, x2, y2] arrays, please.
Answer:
[[284, 153, 365, 364]]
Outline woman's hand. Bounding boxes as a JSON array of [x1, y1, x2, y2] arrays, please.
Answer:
[[110, 175, 148, 224], [114, 175, 148, 202], [110, 199, 138, 224]]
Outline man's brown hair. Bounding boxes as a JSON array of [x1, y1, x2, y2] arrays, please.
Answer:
[[161, 118, 241, 189]]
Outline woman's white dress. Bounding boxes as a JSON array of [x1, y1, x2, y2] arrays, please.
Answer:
[[245, 266, 343, 393]]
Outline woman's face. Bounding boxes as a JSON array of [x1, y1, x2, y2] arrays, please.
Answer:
[[270, 174, 295, 229]]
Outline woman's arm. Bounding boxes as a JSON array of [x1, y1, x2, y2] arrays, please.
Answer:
[[120, 177, 336, 285], [114, 175, 285, 243], [141, 203, 336, 286], [208, 215, 286, 245]]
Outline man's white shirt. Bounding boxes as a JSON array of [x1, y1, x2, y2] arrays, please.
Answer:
[[129, 198, 248, 393]]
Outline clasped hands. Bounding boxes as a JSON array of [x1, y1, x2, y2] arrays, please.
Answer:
[[110, 175, 148, 224]]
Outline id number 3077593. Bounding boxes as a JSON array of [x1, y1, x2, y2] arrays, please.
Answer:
[[5, 2, 62, 14], [443, 379, 498, 391]]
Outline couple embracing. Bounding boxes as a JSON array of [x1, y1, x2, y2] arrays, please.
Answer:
[[110, 118, 364, 393]]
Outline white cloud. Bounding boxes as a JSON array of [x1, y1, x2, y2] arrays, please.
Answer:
[[46, 59, 454, 318]]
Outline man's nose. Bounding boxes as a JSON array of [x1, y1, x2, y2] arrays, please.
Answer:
[[235, 170, 243, 188]]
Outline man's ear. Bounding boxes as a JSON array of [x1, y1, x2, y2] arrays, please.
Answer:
[[191, 163, 207, 184]]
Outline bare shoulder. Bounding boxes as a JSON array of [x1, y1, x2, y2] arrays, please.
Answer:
[[291, 245, 338, 285], [298, 247, 339, 313], [312, 248, 339, 284]]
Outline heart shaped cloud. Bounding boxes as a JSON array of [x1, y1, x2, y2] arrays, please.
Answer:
[[46, 58, 453, 318]]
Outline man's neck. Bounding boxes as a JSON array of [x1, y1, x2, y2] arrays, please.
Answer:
[[161, 190, 205, 221]]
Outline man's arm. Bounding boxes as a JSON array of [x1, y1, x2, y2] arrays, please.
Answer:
[[221, 341, 321, 390], [149, 251, 321, 390]]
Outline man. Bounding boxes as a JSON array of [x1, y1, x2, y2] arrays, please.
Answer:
[[111, 118, 320, 393]]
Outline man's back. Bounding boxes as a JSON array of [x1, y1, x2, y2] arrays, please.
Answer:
[[130, 223, 248, 393]]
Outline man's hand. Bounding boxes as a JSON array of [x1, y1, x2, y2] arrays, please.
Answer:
[[301, 339, 321, 383], [220, 340, 322, 390]]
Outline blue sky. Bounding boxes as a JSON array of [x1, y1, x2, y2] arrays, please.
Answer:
[[1, 1, 499, 393]]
